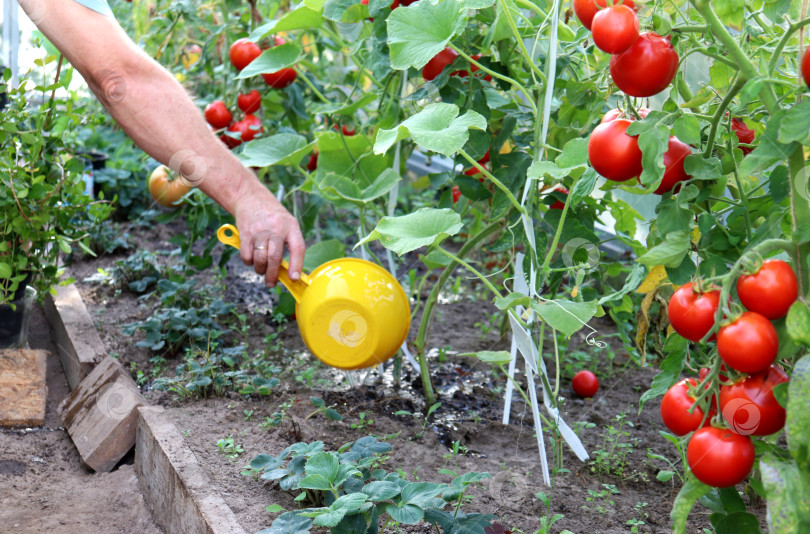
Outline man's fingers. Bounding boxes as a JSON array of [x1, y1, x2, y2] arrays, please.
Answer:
[[286, 228, 306, 282], [263, 236, 285, 288]]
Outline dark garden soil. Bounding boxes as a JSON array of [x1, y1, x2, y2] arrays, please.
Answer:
[[64, 220, 769, 534], [0, 305, 160, 534]]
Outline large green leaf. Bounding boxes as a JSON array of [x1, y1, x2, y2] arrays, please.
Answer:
[[671, 478, 712, 534], [386, 0, 466, 70], [239, 134, 313, 167], [779, 100, 810, 146], [362, 481, 402, 501], [316, 133, 391, 186], [598, 263, 646, 305], [531, 299, 597, 337], [787, 354, 810, 471], [786, 301, 810, 347], [374, 103, 486, 157], [356, 208, 463, 255], [237, 43, 301, 78], [385, 502, 424, 524], [760, 455, 810, 534], [305, 452, 340, 482], [400, 482, 447, 507], [261, 512, 313, 534]]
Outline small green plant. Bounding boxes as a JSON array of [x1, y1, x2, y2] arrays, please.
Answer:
[[306, 397, 343, 422], [395, 402, 442, 439], [216, 435, 244, 461], [646, 433, 686, 484], [350, 412, 374, 430], [626, 501, 649, 533], [262, 400, 294, 430], [589, 412, 640, 479], [442, 440, 469, 473], [244, 409, 254, 421], [245, 436, 496, 533], [581, 484, 620, 514], [535, 491, 565, 534]]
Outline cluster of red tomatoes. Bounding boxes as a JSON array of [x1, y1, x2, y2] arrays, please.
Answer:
[[588, 108, 691, 194], [661, 260, 798, 488], [202, 37, 300, 148], [574, 0, 678, 98]]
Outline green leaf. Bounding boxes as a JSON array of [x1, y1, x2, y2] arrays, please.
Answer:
[[598, 263, 646, 305], [316, 132, 391, 185], [779, 100, 810, 146], [634, 123, 671, 188], [460, 0, 495, 8], [555, 137, 590, 168], [0, 263, 11, 279], [263, 511, 313, 534], [251, 6, 323, 39], [303, 240, 345, 272], [530, 299, 597, 337], [713, 0, 743, 28], [265, 504, 284, 513], [640, 344, 686, 408], [672, 114, 701, 146], [297, 473, 333, 490], [240, 134, 313, 167], [683, 155, 722, 181], [311, 93, 377, 116], [760, 454, 810, 534], [356, 207, 463, 255], [401, 481, 447, 506], [237, 43, 301, 78], [305, 452, 340, 482], [363, 481, 402, 501], [464, 350, 512, 365], [569, 168, 598, 207], [636, 231, 691, 268], [787, 355, 810, 471], [374, 103, 487, 157], [671, 478, 712, 534], [712, 512, 763, 534], [739, 110, 797, 176], [786, 301, 810, 347], [386, 0, 466, 70], [315, 168, 401, 206], [385, 502, 424, 524], [323, 0, 367, 22]]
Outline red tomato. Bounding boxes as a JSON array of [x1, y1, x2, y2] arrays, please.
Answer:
[[610, 32, 679, 98], [399, 0, 418, 5], [653, 136, 692, 195], [452, 185, 461, 204], [306, 152, 318, 172], [591, 5, 639, 54], [731, 118, 755, 155], [422, 48, 458, 81], [229, 38, 262, 71], [660, 378, 714, 436], [803, 46, 810, 88], [588, 119, 642, 182], [478, 149, 490, 164], [720, 365, 788, 436], [223, 114, 264, 148], [237, 90, 262, 114], [687, 426, 755, 487], [573, 0, 636, 30], [667, 284, 720, 343], [262, 68, 297, 89], [736, 259, 798, 320], [332, 124, 356, 136], [717, 312, 779, 374], [204, 100, 232, 130], [572, 370, 599, 397]]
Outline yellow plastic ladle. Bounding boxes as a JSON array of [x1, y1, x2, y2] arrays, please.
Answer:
[[217, 224, 411, 370]]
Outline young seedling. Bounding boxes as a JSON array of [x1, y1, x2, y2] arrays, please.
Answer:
[[395, 401, 442, 439], [350, 411, 374, 430], [216, 434, 244, 462], [305, 396, 343, 422]]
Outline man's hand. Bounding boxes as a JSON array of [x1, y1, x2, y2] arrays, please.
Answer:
[[233, 186, 305, 287]]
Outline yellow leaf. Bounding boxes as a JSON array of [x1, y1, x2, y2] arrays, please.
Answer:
[[691, 226, 701, 245], [636, 265, 668, 294], [499, 140, 514, 154]]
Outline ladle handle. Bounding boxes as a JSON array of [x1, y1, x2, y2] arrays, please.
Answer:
[[216, 224, 309, 302]]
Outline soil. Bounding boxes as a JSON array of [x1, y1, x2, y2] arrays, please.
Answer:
[[0, 305, 161, 534], [63, 221, 769, 534]]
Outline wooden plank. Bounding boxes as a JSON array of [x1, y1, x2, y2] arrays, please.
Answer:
[[42, 283, 106, 390], [136, 406, 247, 534], [58, 355, 146, 472], [0, 349, 48, 427]]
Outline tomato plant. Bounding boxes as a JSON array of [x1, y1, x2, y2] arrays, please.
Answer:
[[687, 427, 755, 488], [572, 370, 599, 398]]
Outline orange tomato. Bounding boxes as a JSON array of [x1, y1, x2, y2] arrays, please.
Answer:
[[148, 165, 192, 208]]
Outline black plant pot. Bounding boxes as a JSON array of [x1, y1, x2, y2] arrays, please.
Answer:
[[0, 287, 36, 349]]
